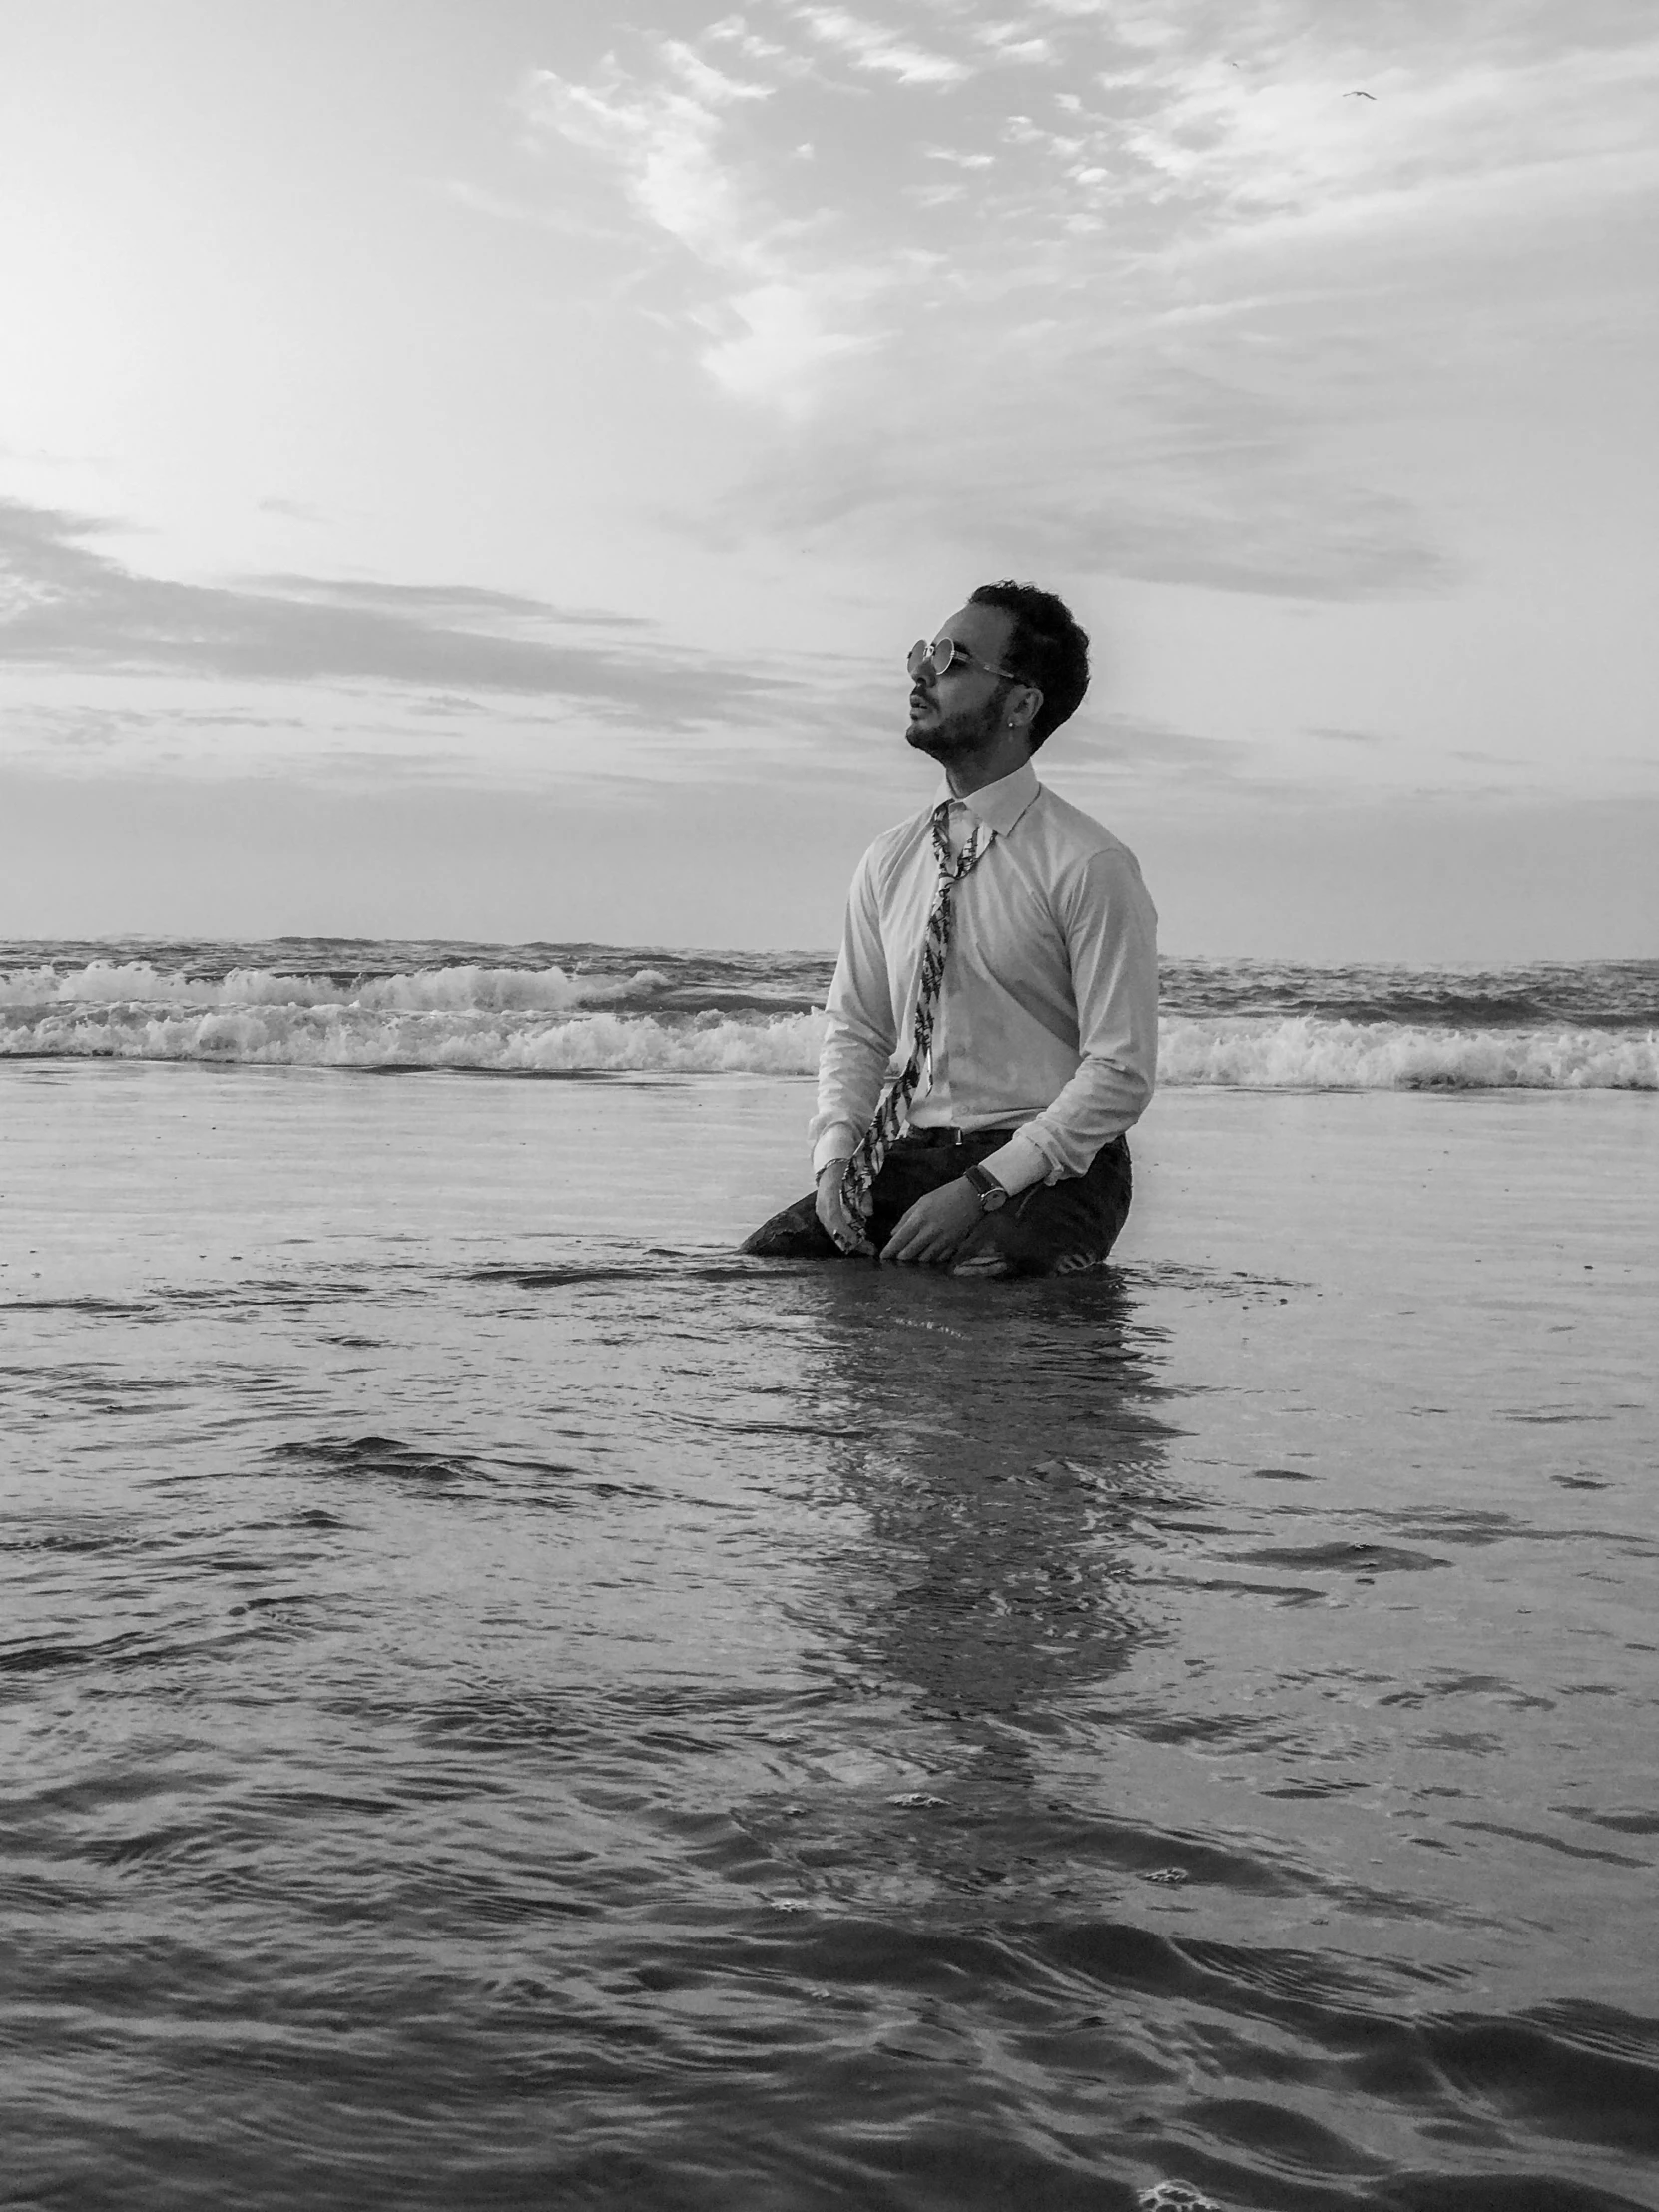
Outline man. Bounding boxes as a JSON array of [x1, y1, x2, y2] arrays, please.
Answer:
[[742, 580, 1157, 1278]]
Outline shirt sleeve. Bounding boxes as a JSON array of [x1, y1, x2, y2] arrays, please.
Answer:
[[808, 846, 899, 1174], [974, 1128, 1054, 1196], [1011, 846, 1159, 1180]]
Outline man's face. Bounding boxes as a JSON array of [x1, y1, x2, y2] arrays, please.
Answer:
[[905, 603, 1019, 761]]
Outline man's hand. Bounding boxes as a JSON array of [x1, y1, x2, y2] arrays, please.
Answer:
[[880, 1177, 983, 1267], [816, 1160, 872, 1255]]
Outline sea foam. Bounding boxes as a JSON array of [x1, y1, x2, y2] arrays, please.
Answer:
[[0, 998, 829, 1075], [0, 960, 672, 1013], [1157, 1015, 1657, 1091], [1, 965, 1653, 1088]]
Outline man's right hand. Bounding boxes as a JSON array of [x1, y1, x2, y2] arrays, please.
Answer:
[[816, 1160, 870, 1254]]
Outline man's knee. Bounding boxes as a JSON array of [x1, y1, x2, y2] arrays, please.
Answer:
[[966, 1149, 1130, 1276], [740, 1192, 840, 1258]]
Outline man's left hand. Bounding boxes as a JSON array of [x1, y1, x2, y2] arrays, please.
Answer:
[[880, 1177, 984, 1267]]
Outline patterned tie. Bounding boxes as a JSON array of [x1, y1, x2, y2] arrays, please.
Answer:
[[835, 801, 991, 1253]]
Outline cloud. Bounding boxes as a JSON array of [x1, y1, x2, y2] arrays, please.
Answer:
[[1018, 0, 1659, 254], [526, 4, 1659, 318], [238, 575, 650, 627], [438, 177, 635, 244], [701, 358, 1452, 599], [791, 7, 970, 85], [521, 39, 889, 407], [973, 21, 1054, 65], [1063, 710, 1252, 777], [515, 1, 1655, 590], [0, 499, 787, 726], [525, 43, 768, 260]]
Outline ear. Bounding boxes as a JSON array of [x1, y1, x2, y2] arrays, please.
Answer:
[[1007, 682, 1044, 732]]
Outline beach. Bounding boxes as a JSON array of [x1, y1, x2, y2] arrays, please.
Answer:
[[7, 0, 1657, 2200], [3, 1040, 1655, 2211]]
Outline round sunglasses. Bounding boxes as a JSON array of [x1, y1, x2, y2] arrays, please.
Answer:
[[908, 636, 1022, 683]]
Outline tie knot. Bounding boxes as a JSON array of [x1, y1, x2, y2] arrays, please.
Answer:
[[932, 800, 987, 879]]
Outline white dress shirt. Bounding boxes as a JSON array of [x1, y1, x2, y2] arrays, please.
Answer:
[[810, 759, 1158, 1197]]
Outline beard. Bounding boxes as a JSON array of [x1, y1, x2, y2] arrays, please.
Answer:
[[904, 688, 1006, 761]]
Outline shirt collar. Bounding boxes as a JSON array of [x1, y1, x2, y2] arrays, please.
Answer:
[[935, 757, 1041, 837]]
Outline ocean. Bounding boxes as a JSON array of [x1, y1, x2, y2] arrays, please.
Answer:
[[3, 941, 1656, 1088], [3, 942, 1656, 2212]]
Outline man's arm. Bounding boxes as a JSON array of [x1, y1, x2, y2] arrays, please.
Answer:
[[808, 850, 897, 1177], [981, 846, 1158, 1187]]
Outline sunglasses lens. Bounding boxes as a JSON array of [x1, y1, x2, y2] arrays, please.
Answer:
[[906, 641, 928, 678], [908, 638, 955, 679]]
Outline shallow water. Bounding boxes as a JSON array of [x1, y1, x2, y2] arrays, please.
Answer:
[[3, 1068, 1656, 2210]]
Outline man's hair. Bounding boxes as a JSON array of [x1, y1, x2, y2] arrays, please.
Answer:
[[968, 581, 1090, 750]]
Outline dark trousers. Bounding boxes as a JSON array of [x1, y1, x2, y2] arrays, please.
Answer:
[[740, 1128, 1132, 1277]]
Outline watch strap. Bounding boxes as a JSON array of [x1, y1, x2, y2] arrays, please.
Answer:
[[963, 1162, 1008, 1211]]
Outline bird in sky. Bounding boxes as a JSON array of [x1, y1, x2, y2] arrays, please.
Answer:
[[1346, 89, 1376, 99]]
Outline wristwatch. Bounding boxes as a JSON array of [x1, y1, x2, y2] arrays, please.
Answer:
[[962, 1162, 1009, 1214]]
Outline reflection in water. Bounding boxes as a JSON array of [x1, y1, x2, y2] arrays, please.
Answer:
[[784, 1267, 1180, 1733]]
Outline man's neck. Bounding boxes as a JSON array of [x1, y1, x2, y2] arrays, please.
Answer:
[[942, 733, 1033, 800]]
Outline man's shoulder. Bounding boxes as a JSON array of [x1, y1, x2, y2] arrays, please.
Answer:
[[856, 806, 934, 881], [1028, 781, 1145, 875]]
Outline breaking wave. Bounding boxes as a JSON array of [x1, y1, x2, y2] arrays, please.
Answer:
[[0, 958, 674, 1015], [1157, 1015, 1656, 1091], [1, 1003, 826, 1075], [0, 960, 1653, 1088]]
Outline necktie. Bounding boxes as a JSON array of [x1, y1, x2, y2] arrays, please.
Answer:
[[835, 801, 990, 1252]]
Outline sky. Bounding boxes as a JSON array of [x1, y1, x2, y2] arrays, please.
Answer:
[[1, 0, 1655, 959]]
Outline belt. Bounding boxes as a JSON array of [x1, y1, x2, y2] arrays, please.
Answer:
[[898, 1123, 1027, 1147], [897, 1124, 1129, 1156]]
